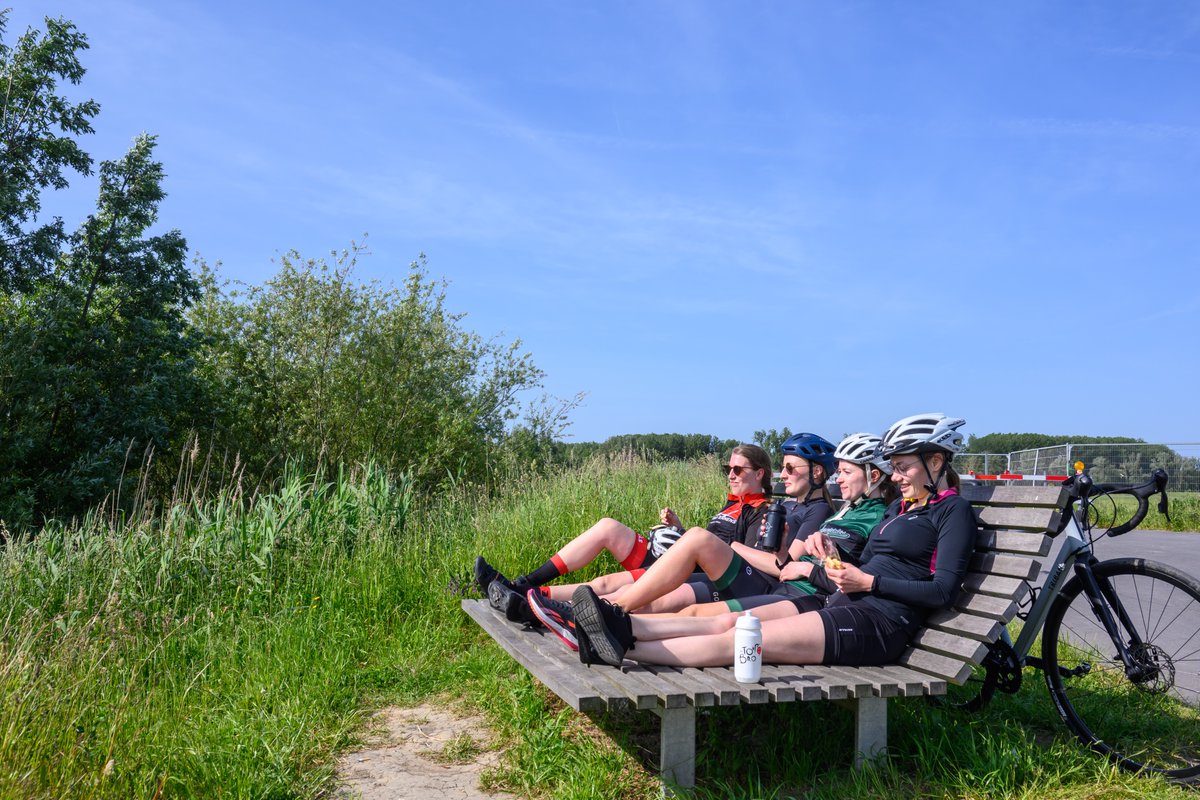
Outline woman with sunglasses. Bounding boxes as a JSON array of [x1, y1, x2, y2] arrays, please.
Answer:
[[534, 432, 838, 619], [474, 443, 776, 621], [635, 432, 899, 622], [570, 414, 978, 671]]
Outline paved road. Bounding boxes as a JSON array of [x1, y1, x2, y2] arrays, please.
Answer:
[[1041, 528, 1200, 583]]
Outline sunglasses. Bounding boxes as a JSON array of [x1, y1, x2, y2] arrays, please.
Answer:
[[781, 463, 810, 476], [722, 464, 757, 477]]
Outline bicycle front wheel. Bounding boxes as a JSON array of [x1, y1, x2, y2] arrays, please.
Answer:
[[1042, 558, 1200, 782]]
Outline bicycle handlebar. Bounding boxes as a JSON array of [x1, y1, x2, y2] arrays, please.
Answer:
[[1060, 468, 1170, 537]]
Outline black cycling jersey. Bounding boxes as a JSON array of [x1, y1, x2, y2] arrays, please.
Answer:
[[826, 490, 976, 631], [707, 494, 771, 547], [780, 497, 833, 549]]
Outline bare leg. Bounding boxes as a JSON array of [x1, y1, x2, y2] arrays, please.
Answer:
[[627, 612, 826, 667], [543, 571, 635, 601], [605, 527, 735, 612], [631, 601, 801, 641], [556, 517, 639, 570], [610, 584, 697, 613]]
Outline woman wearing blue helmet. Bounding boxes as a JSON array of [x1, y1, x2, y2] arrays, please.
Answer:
[[541, 433, 839, 620]]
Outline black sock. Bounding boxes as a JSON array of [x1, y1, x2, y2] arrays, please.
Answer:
[[523, 556, 567, 587]]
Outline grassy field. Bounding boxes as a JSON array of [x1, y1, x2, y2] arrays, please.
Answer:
[[1, 459, 1196, 799]]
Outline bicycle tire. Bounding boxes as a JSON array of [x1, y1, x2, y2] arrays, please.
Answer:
[[1041, 558, 1200, 782]]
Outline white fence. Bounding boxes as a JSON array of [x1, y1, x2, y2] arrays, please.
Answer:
[[957, 443, 1200, 493]]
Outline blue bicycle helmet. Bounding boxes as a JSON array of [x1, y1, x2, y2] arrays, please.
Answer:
[[780, 432, 837, 475]]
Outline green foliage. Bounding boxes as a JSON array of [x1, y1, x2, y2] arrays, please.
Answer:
[[966, 432, 1144, 453], [753, 427, 794, 458], [0, 134, 201, 529], [189, 247, 543, 490], [560, 432, 740, 465], [0, 11, 100, 292], [2, 459, 1194, 799]]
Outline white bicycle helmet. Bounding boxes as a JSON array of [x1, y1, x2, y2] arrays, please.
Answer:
[[834, 433, 893, 475], [647, 524, 684, 559], [878, 413, 967, 458]]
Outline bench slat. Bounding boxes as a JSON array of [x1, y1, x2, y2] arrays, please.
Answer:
[[898, 648, 974, 685], [910, 628, 989, 663], [960, 485, 1068, 507], [956, 594, 1017, 622], [970, 552, 1040, 581], [925, 609, 1003, 642], [974, 506, 1062, 533], [962, 572, 1029, 601], [974, 529, 1051, 556]]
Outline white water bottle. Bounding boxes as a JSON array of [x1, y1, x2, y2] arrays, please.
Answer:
[[733, 611, 763, 683]]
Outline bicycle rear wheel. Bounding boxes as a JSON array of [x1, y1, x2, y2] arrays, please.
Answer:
[[1041, 558, 1200, 782]]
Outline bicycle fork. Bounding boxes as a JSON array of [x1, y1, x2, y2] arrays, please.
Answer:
[[1073, 555, 1160, 684]]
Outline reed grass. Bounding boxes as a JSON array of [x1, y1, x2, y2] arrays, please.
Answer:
[[1, 457, 1195, 799]]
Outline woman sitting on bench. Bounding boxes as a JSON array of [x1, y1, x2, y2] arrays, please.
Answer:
[[476, 435, 835, 621], [571, 413, 978, 669], [527, 432, 896, 650]]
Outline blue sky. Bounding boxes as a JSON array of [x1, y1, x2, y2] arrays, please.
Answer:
[[8, 1, 1200, 445]]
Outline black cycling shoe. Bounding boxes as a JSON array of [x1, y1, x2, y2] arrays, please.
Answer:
[[488, 580, 541, 627], [576, 624, 601, 666], [571, 585, 632, 667], [474, 556, 512, 595]]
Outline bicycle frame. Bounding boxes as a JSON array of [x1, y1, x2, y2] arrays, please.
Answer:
[[1010, 511, 1090, 661], [1008, 506, 1155, 680]]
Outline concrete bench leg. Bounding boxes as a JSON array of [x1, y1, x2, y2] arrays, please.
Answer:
[[655, 704, 696, 793], [853, 696, 888, 768]]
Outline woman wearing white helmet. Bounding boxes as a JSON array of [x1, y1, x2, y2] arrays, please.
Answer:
[[544, 432, 896, 646], [547, 433, 837, 619], [570, 413, 979, 671]]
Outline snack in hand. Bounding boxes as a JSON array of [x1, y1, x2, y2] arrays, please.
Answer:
[[824, 554, 844, 570]]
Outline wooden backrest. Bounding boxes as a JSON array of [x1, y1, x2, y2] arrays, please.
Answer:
[[897, 484, 1069, 684]]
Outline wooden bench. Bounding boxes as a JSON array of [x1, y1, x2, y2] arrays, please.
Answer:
[[462, 484, 1069, 791]]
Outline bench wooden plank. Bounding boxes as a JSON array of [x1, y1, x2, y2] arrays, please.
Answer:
[[962, 572, 1029, 601], [898, 648, 974, 685], [974, 529, 1052, 556], [910, 628, 989, 664], [975, 506, 1062, 533], [970, 552, 1041, 581], [960, 485, 1068, 506], [956, 594, 1016, 622], [925, 609, 1003, 641]]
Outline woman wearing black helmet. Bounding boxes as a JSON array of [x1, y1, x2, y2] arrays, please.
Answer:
[[570, 413, 979, 671]]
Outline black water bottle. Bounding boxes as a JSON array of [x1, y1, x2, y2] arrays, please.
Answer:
[[760, 499, 787, 552]]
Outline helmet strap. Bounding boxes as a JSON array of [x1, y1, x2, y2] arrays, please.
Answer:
[[918, 452, 949, 496]]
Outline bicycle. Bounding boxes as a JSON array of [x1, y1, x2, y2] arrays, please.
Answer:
[[941, 467, 1200, 783]]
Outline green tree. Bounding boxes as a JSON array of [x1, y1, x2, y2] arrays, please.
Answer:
[[0, 134, 200, 528], [190, 248, 544, 490], [0, 12, 99, 292], [753, 427, 794, 460]]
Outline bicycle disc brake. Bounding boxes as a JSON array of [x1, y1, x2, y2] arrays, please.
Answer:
[[1126, 642, 1175, 694]]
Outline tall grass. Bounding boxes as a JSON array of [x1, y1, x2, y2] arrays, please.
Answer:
[[1, 457, 1195, 799]]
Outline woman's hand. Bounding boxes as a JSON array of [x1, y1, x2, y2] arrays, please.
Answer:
[[802, 533, 834, 559], [660, 508, 682, 529], [824, 562, 875, 594], [778, 560, 814, 582]]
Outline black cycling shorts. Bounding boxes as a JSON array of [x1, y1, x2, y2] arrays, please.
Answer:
[[817, 604, 912, 666]]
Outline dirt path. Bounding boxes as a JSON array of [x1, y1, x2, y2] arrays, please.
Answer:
[[335, 704, 516, 800]]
